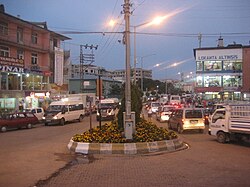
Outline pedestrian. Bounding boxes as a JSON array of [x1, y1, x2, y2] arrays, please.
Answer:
[[148, 107, 152, 121]]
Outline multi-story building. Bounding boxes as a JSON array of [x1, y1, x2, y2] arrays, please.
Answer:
[[193, 38, 250, 101], [112, 68, 152, 82], [0, 5, 70, 111], [67, 63, 122, 98]]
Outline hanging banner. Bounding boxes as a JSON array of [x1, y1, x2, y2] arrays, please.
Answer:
[[54, 47, 64, 86]]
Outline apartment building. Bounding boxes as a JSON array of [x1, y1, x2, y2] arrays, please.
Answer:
[[0, 5, 70, 111]]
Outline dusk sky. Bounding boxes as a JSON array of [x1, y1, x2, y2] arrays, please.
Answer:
[[1, 0, 250, 79]]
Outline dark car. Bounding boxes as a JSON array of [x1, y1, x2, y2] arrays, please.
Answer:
[[0, 112, 39, 132]]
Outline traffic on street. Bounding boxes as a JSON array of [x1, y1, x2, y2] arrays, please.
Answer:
[[0, 102, 250, 186]]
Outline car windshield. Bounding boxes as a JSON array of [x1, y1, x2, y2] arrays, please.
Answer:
[[152, 103, 160, 107], [163, 107, 174, 112], [47, 105, 64, 111], [99, 103, 114, 109], [171, 96, 180, 100], [185, 110, 203, 118]]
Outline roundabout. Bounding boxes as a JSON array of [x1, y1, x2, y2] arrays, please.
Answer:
[[67, 138, 188, 155]]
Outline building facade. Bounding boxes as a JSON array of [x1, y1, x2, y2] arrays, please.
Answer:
[[112, 68, 152, 82], [0, 5, 70, 112], [194, 41, 250, 101]]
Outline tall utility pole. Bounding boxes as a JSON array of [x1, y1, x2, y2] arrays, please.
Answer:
[[79, 44, 98, 93], [124, 0, 131, 119], [123, 0, 134, 140]]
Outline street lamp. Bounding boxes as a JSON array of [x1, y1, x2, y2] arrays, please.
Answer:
[[140, 54, 156, 92], [133, 16, 166, 84]]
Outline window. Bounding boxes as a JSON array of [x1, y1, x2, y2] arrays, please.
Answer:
[[185, 110, 203, 118], [0, 46, 10, 57], [196, 76, 203, 87], [53, 38, 58, 47], [223, 75, 242, 87], [31, 32, 38, 44], [17, 49, 24, 59], [212, 111, 225, 123], [196, 61, 203, 71], [31, 53, 38, 65], [17, 27, 23, 43], [0, 21, 8, 35], [204, 61, 222, 71], [204, 76, 221, 87]]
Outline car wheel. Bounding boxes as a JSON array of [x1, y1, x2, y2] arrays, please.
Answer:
[[177, 124, 183, 134], [60, 118, 65, 126], [79, 115, 84, 122], [45, 123, 48, 126], [217, 131, 228, 143], [26, 123, 32, 129], [1, 126, 7, 132]]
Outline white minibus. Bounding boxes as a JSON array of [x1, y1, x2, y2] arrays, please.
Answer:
[[43, 100, 85, 126]]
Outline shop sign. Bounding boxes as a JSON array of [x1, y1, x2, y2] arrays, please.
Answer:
[[0, 56, 24, 67], [25, 91, 50, 98], [43, 71, 52, 76], [196, 48, 242, 61], [0, 65, 24, 73]]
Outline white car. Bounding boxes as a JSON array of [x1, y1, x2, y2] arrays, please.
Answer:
[[150, 102, 161, 113], [156, 105, 175, 122], [25, 107, 45, 121]]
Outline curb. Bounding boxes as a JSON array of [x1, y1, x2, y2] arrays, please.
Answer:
[[67, 138, 187, 155]]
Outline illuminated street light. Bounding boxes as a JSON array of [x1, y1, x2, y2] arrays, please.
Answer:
[[133, 16, 166, 83], [108, 15, 166, 84]]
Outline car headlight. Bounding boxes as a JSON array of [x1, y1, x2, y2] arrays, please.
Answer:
[[53, 116, 58, 119]]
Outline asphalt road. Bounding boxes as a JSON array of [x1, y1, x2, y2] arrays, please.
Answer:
[[0, 113, 250, 187]]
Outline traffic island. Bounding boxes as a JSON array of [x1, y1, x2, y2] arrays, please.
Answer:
[[67, 138, 187, 155]]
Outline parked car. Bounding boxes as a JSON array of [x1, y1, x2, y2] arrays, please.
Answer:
[[24, 107, 44, 121], [0, 112, 39, 132], [156, 105, 175, 122], [168, 108, 205, 133]]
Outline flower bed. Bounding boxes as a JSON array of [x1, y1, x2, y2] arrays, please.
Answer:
[[72, 119, 177, 143]]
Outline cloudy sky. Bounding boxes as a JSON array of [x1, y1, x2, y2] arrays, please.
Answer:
[[1, 0, 250, 79]]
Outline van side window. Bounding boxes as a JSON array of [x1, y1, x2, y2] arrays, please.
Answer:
[[37, 109, 42, 113], [69, 105, 74, 111]]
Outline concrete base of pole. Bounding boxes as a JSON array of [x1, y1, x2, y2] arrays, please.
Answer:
[[123, 112, 135, 140]]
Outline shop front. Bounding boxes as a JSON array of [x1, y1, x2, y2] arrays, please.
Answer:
[[0, 56, 52, 113]]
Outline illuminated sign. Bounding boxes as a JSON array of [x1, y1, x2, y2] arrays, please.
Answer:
[[0, 65, 24, 73]]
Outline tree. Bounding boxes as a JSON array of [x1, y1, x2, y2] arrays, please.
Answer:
[[109, 84, 122, 98], [117, 83, 142, 130]]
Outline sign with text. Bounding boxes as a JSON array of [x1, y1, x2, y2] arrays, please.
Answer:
[[0, 56, 24, 67], [196, 48, 242, 61]]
